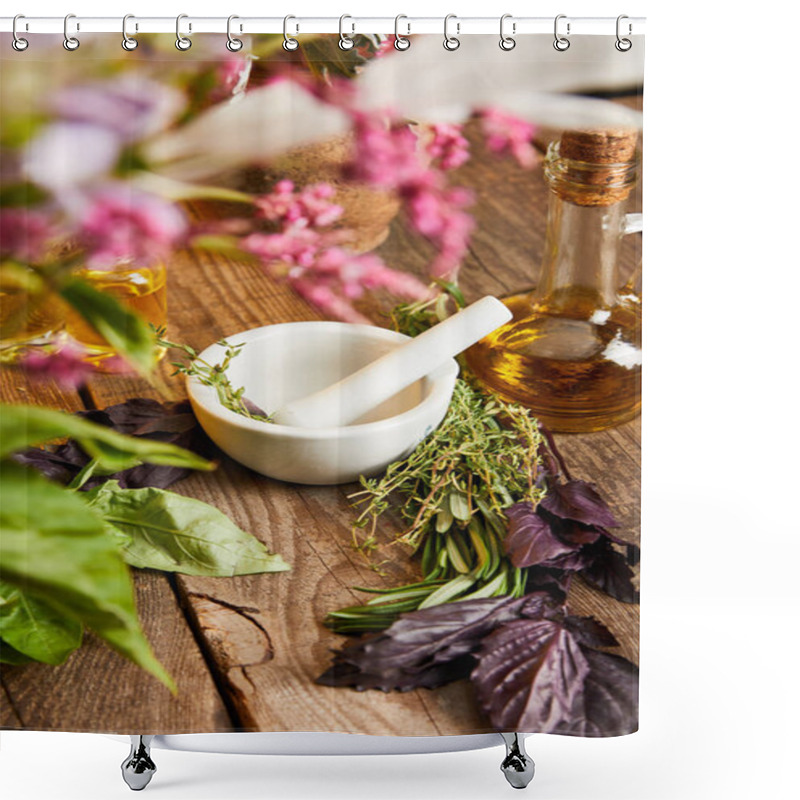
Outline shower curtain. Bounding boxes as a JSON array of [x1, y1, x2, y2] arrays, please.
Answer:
[[0, 27, 643, 739]]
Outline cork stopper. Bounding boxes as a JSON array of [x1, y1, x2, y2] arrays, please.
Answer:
[[546, 127, 639, 207], [559, 128, 638, 165]]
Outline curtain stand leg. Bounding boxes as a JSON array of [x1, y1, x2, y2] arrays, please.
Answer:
[[499, 733, 535, 789], [121, 735, 156, 791]]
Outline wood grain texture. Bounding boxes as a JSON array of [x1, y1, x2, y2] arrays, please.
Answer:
[[1, 113, 640, 733]]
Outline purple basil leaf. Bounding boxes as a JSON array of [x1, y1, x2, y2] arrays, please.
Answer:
[[553, 649, 639, 737], [14, 399, 211, 491], [505, 503, 581, 569], [317, 593, 555, 692], [541, 480, 620, 529], [524, 567, 572, 597], [472, 618, 590, 732], [564, 615, 619, 649], [553, 517, 603, 546], [580, 539, 640, 604], [242, 397, 268, 417]]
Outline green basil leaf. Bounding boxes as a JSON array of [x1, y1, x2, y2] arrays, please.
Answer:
[[0, 403, 213, 474], [0, 461, 175, 691], [59, 278, 157, 374], [85, 482, 290, 577], [0, 638, 35, 664], [0, 579, 82, 665]]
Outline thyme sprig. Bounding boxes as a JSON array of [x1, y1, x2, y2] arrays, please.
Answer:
[[326, 379, 546, 634], [155, 328, 272, 423]]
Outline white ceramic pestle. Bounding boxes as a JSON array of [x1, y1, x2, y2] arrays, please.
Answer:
[[272, 296, 512, 429]]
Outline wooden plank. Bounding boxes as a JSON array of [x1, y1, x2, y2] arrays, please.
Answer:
[[0, 577, 232, 733], [553, 424, 640, 666], [0, 369, 231, 732], [85, 289, 486, 732], [0, 680, 23, 727], [45, 113, 640, 733]]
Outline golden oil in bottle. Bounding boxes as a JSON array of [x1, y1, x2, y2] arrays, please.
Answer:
[[467, 288, 641, 433], [0, 273, 65, 363], [65, 262, 167, 369], [466, 129, 642, 433]]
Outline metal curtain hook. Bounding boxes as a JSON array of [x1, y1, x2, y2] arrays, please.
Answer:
[[63, 13, 79, 51], [283, 15, 299, 51], [227, 15, 243, 51], [553, 14, 570, 51], [122, 14, 138, 51], [12, 14, 29, 51], [175, 13, 192, 50], [394, 14, 411, 50], [339, 14, 354, 50], [443, 14, 460, 51], [615, 14, 632, 51], [499, 14, 516, 51]]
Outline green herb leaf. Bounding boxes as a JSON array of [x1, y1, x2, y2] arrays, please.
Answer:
[[59, 278, 157, 374], [449, 491, 471, 522], [0, 579, 82, 665], [0, 461, 174, 691], [0, 403, 214, 474], [0, 639, 35, 664], [85, 482, 290, 577]]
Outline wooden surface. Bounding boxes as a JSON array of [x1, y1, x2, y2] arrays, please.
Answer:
[[0, 113, 641, 734]]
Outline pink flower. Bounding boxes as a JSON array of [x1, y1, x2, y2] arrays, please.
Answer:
[[21, 340, 92, 390], [480, 108, 538, 168], [244, 164, 429, 323], [255, 181, 343, 229], [243, 228, 329, 270], [348, 113, 475, 280], [0, 209, 56, 262], [427, 124, 470, 171], [347, 115, 429, 191], [79, 184, 187, 269], [406, 186, 475, 279]]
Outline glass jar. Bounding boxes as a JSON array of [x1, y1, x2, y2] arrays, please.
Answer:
[[466, 129, 642, 433], [0, 268, 65, 363], [64, 261, 167, 369]]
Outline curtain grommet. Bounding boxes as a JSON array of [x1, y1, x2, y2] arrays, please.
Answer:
[[499, 14, 516, 51], [12, 14, 29, 51], [282, 15, 299, 51], [63, 13, 80, 51], [443, 14, 460, 51], [394, 14, 411, 51], [175, 13, 192, 51], [553, 14, 570, 51]]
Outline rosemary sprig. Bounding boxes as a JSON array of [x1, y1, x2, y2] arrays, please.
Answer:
[[155, 328, 272, 423]]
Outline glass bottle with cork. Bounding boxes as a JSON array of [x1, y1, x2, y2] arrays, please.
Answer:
[[466, 127, 642, 433]]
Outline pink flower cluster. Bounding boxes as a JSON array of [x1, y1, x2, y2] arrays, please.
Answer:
[[479, 108, 539, 168], [21, 339, 93, 390], [243, 180, 428, 323], [79, 184, 188, 269], [348, 114, 474, 280], [426, 124, 471, 171], [255, 180, 343, 228], [0, 209, 56, 262]]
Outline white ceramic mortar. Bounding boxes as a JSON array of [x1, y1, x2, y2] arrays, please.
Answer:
[[186, 321, 459, 485]]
